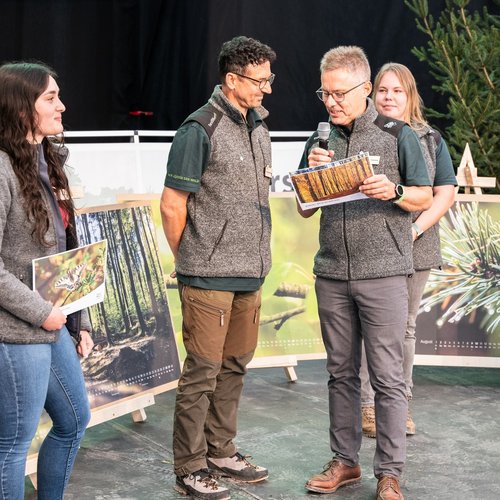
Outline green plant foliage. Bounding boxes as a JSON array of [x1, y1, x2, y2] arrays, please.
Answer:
[[405, 0, 499, 189]]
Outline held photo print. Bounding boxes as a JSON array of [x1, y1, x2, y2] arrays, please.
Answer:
[[290, 152, 374, 209], [32, 239, 107, 315]]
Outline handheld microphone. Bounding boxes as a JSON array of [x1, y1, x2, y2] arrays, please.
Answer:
[[317, 122, 330, 150]]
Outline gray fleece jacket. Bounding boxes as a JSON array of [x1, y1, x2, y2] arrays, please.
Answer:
[[0, 147, 91, 344]]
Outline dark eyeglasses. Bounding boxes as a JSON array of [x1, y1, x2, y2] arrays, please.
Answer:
[[316, 81, 366, 103], [233, 72, 276, 90]]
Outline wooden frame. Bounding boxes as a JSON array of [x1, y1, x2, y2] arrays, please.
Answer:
[[455, 143, 497, 194]]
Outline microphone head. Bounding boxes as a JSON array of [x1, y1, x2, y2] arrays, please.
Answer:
[[317, 121, 330, 141]]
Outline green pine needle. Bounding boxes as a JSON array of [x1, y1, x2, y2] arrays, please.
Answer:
[[420, 202, 500, 333]]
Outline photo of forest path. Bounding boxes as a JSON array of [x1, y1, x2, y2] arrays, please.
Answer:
[[76, 203, 180, 408]]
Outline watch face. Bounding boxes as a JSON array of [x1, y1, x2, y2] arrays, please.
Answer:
[[396, 184, 404, 197]]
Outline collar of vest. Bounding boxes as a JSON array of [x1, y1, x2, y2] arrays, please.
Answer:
[[209, 85, 269, 124], [330, 97, 378, 135], [353, 97, 378, 131]]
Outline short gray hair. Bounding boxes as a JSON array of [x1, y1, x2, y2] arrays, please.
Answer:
[[320, 46, 371, 81]]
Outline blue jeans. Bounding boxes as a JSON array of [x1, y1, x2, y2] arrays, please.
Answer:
[[0, 327, 91, 500]]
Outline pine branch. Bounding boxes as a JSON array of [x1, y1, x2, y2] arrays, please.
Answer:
[[437, 38, 491, 170], [420, 202, 500, 332], [405, 0, 499, 189], [459, 6, 495, 90]]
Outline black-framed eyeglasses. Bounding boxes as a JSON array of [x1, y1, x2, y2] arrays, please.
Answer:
[[316, 81, 366, 103], [233, 72, 276, 90]]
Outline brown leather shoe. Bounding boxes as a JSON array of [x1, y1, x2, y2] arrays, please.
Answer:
[[406, 410, 416, 435], [305, 459, 361, 493], [377, 475, 404, 500]]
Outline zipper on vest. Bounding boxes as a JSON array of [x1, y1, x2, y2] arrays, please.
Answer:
[[208, 220, 228, 262], [344, 136, 352, 279], [251, 132, 265, 277], [249, 131, 256, 161], [188, 297, 226, 327]]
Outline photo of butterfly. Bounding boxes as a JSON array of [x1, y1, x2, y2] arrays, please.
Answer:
[[33, 239, 107, 315], [55, 263, 86, 291]]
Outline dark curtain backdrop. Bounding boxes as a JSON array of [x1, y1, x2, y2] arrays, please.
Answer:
[[1, 0, 496, 132]]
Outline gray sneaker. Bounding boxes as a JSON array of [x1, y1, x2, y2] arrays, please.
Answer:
[[175, 469, 230, 499], [207, 452, 268, 483]]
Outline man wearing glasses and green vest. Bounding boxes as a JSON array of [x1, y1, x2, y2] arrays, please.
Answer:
[[161, 36, 276, 500]]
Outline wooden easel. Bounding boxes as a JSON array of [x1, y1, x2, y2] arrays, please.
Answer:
[[455, 143, 496, 194]]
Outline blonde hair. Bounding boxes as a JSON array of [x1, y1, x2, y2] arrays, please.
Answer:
[[373, 62, 428, 130], [320, 46, 371, 81]]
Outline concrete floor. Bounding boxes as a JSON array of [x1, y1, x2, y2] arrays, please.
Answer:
[[26, 360, 500, 499]]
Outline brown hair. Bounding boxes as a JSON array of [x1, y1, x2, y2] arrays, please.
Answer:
[[0, 61, 74, 246], [373, 62, 428, 130]]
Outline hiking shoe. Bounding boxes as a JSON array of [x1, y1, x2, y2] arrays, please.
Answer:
[[306, 459, 361, 493], [207, 452, 268, 483], [406, 410, 416, 435], [175, 469, 230, 499], [377, 475, 404, 499], [362, 405, 376, 438]]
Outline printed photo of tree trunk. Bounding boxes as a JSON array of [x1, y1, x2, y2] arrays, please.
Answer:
[[291, 152, 373, 206], [75, 203, 180, 407]]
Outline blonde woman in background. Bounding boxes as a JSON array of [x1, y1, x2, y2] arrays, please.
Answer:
[[360, 62, 456, 439]]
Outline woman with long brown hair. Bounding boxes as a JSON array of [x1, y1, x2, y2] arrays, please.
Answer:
[[0, 61, 93, 499]]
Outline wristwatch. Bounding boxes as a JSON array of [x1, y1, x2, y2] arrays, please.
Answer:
[[390, 183, 405, 204]]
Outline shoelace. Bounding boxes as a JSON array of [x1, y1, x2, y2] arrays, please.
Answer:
[[235, 452, 258, 469], [191, 470, 220, 491], [321, 459, 340, 473], [379, 477, 399, 496], [362, 407, 376, 423]]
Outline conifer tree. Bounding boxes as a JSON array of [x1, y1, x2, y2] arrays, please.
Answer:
[[405, 0, 499, 189]]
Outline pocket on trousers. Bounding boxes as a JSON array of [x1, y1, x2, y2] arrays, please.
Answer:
[[181, 286, 232, 361]]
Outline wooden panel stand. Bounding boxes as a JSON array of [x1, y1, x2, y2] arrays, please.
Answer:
[[86, 392, 155, 427], [25, 391, 156, 487], [248, 355, 298, 382]]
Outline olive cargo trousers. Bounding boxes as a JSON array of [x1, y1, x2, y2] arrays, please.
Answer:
[[173, 284, 262, 476]]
